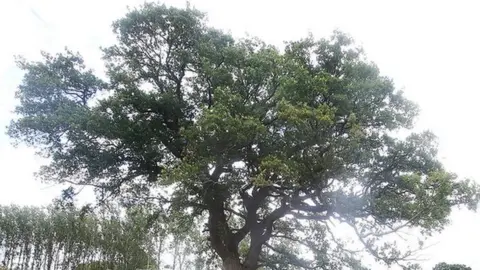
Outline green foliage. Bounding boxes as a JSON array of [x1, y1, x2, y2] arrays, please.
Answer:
[[75, 261, 117, 270], [8, 3, 480, 270], [433, 262, 472, 270]]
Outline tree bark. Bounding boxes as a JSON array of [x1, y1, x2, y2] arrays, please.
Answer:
[[223, 257, 244, 270]]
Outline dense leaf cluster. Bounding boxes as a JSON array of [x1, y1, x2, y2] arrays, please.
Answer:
[[433, 263, 472, 270]]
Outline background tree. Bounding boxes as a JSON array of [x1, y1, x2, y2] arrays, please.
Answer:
[[433, 262, 472, 270], [0, 204, 157, 270], [8, 3, 480, 270]]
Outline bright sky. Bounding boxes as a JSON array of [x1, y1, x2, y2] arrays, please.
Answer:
[[1, 0, 479, 269]]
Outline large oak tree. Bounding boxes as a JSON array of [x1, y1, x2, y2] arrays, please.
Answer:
[[8, 3, 479, 270]]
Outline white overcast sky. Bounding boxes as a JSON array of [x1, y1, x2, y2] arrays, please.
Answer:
[[1, 0, 480, 269]]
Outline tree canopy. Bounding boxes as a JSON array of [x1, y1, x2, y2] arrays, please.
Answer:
[[8, 3, 480, 270]]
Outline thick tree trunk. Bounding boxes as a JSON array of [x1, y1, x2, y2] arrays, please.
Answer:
[[223, 257, 244, 270]]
